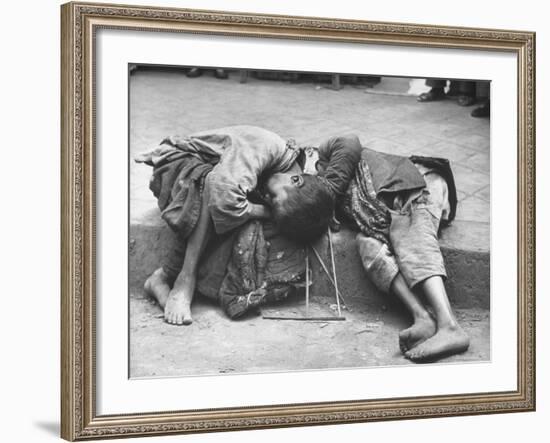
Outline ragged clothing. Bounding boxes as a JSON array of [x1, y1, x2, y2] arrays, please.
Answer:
[[315, 135, 457, 293], [161, 218, 307, 319], [356, 165, 451, 292], [134, 134, 219, 236], [136, 125, 305, 318], [136, 125, 301, 235], [202, 221, 307, 318]]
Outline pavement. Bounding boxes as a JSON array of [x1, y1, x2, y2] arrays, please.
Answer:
[[129, 68, 491, 378]]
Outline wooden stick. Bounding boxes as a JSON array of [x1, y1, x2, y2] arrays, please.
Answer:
[[310, 246, 346, 304], [305, 250, 310, 316], [262, 316, 346, 321], [327, 228, 342, 317]]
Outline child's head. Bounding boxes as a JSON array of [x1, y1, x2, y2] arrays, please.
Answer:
[[264, 173, 334, 244]]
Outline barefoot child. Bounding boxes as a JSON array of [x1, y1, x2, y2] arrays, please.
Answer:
[[136, 125, 334, 325], [307, 134, 470, 362]]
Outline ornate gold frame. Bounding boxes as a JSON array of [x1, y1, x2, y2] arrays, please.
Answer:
[[61, 1, 536, 440]]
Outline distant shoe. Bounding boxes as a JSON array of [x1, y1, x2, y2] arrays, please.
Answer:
[[471, 102, 490, 118], [457, 95, 477, 106], [214, 69, 228, 79], [186, 68, 203, 78], [417, 87, 446, 102], [445, 85, 462, 97]]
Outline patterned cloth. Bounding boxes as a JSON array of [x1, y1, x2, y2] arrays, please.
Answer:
[[341, 160, 393, 248], [338, 149, 458, 250]]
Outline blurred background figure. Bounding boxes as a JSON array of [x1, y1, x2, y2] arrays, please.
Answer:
[[186, 67, 228, 79], [470, 81, 490, 118], [418, 79, 475, 104], [418, 78, 490, 118]]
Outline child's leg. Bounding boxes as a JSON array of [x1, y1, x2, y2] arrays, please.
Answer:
[[391, 171, 469, 361], [144, 268, 171, 308], [164, 180, 213, 325], [144, 239, 186, 309], [144, 225, 189, 308], [356, 234, 436, 351], [390, 274, 436, 352], [404, 276, 469, 361]]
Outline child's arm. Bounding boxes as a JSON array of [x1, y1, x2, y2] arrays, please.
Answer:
[[316, 134, 363, 197], [248, 203, 272, 219]]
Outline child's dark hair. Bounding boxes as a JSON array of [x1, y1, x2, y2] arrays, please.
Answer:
[[273, 175, 334, 245]]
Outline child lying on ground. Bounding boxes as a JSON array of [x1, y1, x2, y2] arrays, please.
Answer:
[[136, 125, 335, 326], [305, 134, 469, 362]]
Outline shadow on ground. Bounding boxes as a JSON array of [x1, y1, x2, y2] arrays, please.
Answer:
[[34, 421, 59, 437], [130, 285, 490, 378]]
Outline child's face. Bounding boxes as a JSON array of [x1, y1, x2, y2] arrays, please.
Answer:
[[264, 173, 302, 208]]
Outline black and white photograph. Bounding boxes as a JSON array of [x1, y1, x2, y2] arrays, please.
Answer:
[[129, 66, 491, 378], [3, 0, 547, 440]]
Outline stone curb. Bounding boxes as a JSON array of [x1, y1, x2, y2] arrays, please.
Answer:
[[129, 216, 490, 310]]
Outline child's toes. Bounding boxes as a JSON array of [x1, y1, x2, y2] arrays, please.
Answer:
[[165, 312, 175, 325], [405, 348, 424, 362], [399, 330, 411, 352]]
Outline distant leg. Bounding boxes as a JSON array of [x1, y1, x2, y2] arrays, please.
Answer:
[[405, 276, 470, 361], [391, 274, 436, 352], [144, 267, 171, 309], [356, 234, 436, 354], [164, 183, 213, 325], [417, 78, 447, 102]]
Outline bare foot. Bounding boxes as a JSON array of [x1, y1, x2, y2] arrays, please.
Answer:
[[144, 268, 171, 309], [164, 289, 193, 325], [404, 324, 470, 362], [399, 315, 437, 353]]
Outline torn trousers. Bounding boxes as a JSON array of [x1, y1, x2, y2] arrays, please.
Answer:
[[356, 165, 450, 293]]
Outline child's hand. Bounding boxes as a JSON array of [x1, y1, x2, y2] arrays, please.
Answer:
[[329, 214, 341, 232], [249, 203, 272, 220]]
